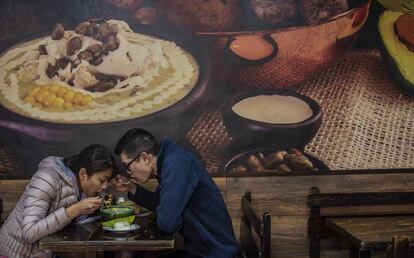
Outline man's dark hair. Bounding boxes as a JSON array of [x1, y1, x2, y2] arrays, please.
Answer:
[[114, 128, 160, 158]]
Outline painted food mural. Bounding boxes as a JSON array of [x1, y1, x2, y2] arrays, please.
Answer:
[[0, 19, 199, 123]]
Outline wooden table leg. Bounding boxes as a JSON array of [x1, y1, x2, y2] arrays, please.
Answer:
[[359, 249, 370, 258], [309, 236, 320, 258], [350, 245, 359, 258], [349, 246, 371, 258]]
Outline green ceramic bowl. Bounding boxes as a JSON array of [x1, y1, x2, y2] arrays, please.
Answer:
[[100, 206, 134, 220], [118, 200, 135, 207]]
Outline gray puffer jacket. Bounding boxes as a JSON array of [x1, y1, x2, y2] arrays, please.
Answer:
[[0, 157, 79, 258]]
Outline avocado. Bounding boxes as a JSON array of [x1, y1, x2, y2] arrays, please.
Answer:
[[378, 11, 414, 92]]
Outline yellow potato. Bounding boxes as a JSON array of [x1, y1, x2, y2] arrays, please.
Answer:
[[24, 95, 36, 105], [52, 97, 65, 108], [56, 87, 68, 97], [29, 87, 41, 96], [63, 91, 75, 103], [49, 85, 60, 94], [73, 92, 84, 105], [42, 93, 57, 107], [35, 89, 50, 102], [63, 102, 73, 109], [80, 95, 92, 106]]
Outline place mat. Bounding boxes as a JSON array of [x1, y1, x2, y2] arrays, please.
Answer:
[[186, 49, 414, 172]]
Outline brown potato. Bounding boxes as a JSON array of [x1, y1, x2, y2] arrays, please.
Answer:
[[229, 165, 248, 173], [249, 0, 298, 25], [103, 0, 144, 12], [300, 0, 348, 25], [277, 163, 291, 172], [159, 0, 241, 32], [132, 7, 158, 25], [246, 154, 263, 170], [287, 153, 315, 170], [289, 148, 303, 155], [264, 151, 287, 167], [256, 165, 266, 172]]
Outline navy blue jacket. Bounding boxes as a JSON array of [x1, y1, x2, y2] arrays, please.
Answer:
[[128, 139, 240, 258]]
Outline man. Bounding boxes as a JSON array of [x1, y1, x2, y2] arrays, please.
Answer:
[[112, 128, 240, 258]]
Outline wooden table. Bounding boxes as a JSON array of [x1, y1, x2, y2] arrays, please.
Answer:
[[39, 215, 174, 257], [326, 216, 414, 258]]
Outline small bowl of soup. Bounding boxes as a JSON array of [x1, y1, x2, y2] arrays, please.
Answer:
[[224, 34, 278, 68], [222, 89, 323, 150], [100, 206, 134, 220]]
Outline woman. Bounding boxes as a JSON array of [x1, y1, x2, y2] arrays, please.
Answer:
[[0, 144, 115, 258]]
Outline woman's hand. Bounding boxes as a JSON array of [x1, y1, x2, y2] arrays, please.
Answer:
[[66, 197, 103, 220], [111, 174, 136, 194]]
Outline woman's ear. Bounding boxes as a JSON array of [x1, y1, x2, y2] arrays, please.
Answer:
[[78, 168, 88, 181]]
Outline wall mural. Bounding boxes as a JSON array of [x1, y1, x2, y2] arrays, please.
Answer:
[[0, 0, 413, 178]]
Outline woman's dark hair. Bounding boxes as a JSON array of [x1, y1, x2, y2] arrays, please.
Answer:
[[63, 144, 115, 175], [114, 128, 160, 158]]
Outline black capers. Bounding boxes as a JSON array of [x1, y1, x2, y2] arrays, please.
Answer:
[[38, 45, 48, 55], [45, 64, 57, 78], [102, 35, 119, 54], [86, 44, 102, 58], [55, 58, 70, 70], [93, 81, 116, 92], [51, 23, 65, 40], [74, 22, 90, 35], [67, 36, 82, 56], [77, 50, 94, 62], [91, 55, 104, 66]]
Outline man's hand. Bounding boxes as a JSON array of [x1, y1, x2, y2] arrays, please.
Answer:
[[66, 197, 103, 219], [111, 174, 137, 194]]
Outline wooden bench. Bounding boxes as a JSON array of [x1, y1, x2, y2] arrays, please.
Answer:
[[240, 190, 271, 258], [307, 186, 414, 258], [0, 179, 29, 223], [387, 236, 414, 258], [0, 197, 3, 227]]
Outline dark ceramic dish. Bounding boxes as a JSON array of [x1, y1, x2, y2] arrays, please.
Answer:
[[219, 147, 329, 174], [224, 34, 278, 68], [222, 89, 322, 150]]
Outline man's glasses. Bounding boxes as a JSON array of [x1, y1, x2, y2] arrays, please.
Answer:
[[124, 152, 141, 171]]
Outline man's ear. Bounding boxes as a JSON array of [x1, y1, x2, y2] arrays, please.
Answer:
[[78, 168, 88, 181], [141, 152, 151, 164]]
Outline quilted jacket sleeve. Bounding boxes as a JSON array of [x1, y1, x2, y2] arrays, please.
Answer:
[[20, 170, 72, 244]]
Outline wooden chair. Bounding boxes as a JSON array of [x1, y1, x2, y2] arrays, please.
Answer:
[[240, 190, 271, 258], [307, 187, 414, 258], [0, 197, 3, 227], [387, 236, 414, 258]]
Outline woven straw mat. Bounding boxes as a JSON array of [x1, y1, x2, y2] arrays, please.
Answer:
[[186, 49, 414, 173]]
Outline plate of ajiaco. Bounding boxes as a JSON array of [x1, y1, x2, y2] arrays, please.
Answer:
[[0, 19, 199, 124]]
